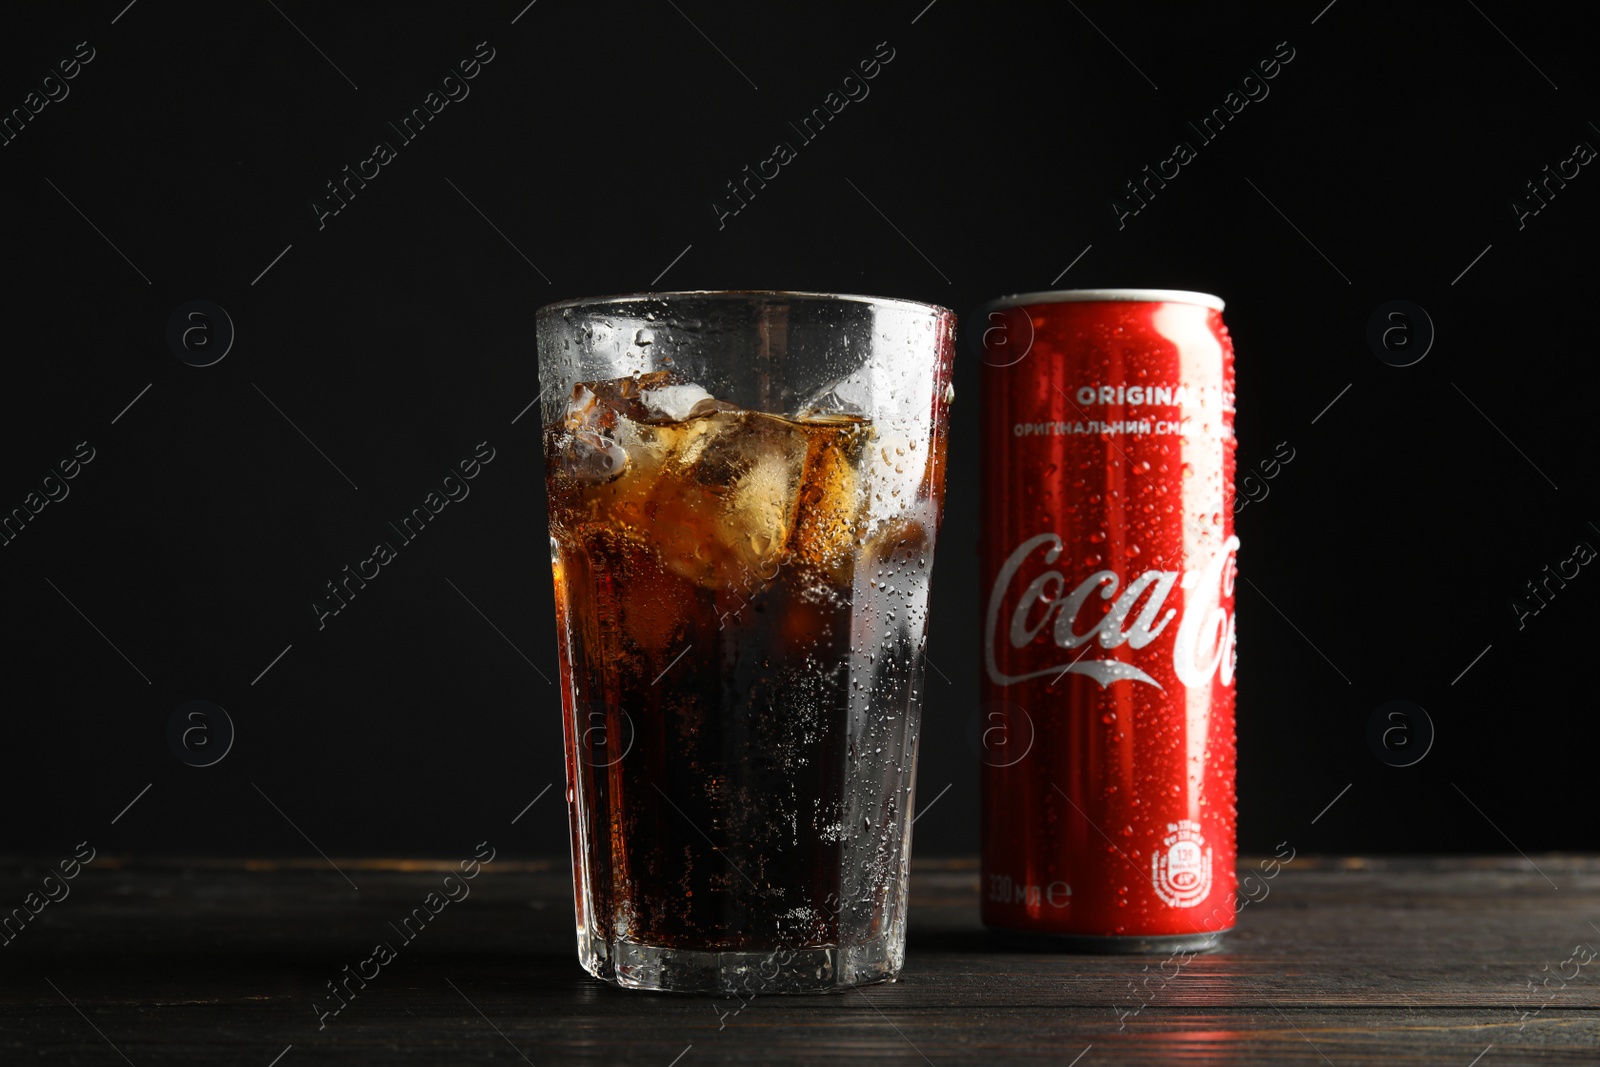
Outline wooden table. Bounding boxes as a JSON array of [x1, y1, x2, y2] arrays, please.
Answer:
[[4, 855, 1597, 1064]]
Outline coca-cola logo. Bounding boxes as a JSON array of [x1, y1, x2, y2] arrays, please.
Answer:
[[984, 533, 1239, 691]]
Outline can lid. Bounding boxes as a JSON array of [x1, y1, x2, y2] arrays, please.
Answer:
[[980, 288, 1225, 312]]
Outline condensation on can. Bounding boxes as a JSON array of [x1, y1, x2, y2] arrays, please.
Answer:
[[976, 288, 1238, 949]]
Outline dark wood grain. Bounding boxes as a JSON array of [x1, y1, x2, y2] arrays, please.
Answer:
[[3, 856, 1598, 1065]]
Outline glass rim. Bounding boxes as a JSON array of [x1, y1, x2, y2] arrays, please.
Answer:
[[536, 289, 955, 319]]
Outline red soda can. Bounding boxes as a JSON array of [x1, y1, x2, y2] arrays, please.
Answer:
[[977, 289, 1238, 951]]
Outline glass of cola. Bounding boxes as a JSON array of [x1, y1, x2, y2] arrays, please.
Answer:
[[538, 291, 955, 992]]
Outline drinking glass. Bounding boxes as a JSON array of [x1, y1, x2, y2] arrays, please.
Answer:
[[539, 291, 955, 992]]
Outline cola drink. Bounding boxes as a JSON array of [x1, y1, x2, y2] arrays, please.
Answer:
[[977, 289, 1238, 950], [547, 372, 884, 948], [540, 292, 955, 992]]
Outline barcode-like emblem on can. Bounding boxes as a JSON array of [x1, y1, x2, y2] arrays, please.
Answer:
[[1152, 821, 1213, 908]]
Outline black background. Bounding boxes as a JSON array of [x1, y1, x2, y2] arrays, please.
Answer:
[[2, 0, 1596, 861]]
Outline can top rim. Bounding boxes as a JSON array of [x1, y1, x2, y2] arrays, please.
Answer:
[[536, 290, 955, 318], [979, 288, 1225, 312]]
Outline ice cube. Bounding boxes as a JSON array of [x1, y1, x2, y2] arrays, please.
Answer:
[[640, 382, 713, 421], [556, 429, 630, 485], [636, 373, 746, 423], [554, 384, 639, 485], [556, 372, 721, 485], [564, 370, 720, 432], [790, 365, 940, 543], [562, 380, 639, 433], [687, 396, 742, 418], [645, 411, 810, 587], [553, 374, 824, 589], [791, 416, 869, 580], [792, 365, 873, 419], [725, 423, 806, 571]]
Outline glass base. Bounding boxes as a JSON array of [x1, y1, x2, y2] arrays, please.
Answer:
[[581, 930, 900, 993]]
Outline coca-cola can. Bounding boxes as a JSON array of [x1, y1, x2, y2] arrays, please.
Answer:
[[977, 288, 1238, 951]]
